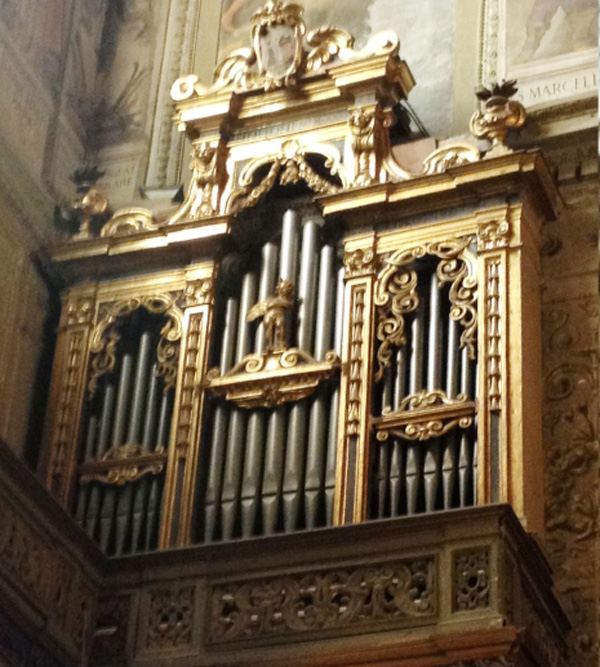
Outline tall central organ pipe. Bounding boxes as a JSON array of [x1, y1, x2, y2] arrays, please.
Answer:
[[282, 214, 320, 531], [240, 243, 279, 536], [219, 270, 258, 539], [261, 210, 299, 534]]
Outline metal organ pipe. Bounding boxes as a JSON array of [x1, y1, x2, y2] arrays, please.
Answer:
[[204, 296, 239, 541], [262, 210, 299, 535], [304, 243, 335, 528], [241, 243, 278, 537], [220, 271, 258, 539], [283, 216, 320, 531]]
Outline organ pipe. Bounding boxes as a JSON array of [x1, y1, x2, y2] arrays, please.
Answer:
[[283, 217, 320, 531], [241, 243, 278, 537], [262, 209, 300, 534], [220, 272, 257, 539]]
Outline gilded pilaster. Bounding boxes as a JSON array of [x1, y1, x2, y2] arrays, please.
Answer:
[[159, 263, 216, 548], [334, 234, 376, 524], [42, 288, 97, 505]]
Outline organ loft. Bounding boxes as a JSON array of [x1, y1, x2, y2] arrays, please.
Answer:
[[0, 2, 585, 666]]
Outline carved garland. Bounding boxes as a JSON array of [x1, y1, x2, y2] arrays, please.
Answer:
[[374, 238, 478, 382], [87, 294, 185, 397], [209, 557, 434, 643], [227, 140, 342, 213]]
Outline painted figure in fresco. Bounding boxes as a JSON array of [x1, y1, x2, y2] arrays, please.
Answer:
[[516, 0, 596, 62]]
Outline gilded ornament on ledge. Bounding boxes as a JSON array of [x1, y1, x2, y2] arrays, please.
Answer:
[[205, 280, 339, 408], [78, 443, 167, 485], [470, 81, 526, 157], [373, 390, 475, 442]]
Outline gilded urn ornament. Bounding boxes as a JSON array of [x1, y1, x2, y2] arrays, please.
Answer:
[[470, 81, 526, 157]]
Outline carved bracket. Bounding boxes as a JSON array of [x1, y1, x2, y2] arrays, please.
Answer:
[[373, 390, 475, 441], [206, 349, 340, 409], [78, 443, 167, 485]]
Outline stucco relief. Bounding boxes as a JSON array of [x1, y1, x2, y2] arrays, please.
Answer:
[[541, 179, 599, 667]]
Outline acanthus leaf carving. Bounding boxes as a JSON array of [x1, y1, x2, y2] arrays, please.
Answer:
[[375, 238, 477, 382], [209, 558, 434, 643]]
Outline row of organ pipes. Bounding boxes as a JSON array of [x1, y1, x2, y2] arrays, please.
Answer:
[[372, 268, 478, 519], [68, 210, 480, 554], [74, 311, 173, 555], [201, 209, 344, 541]]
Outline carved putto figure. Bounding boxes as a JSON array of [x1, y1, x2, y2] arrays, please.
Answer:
[[246, 279, 294, 349]]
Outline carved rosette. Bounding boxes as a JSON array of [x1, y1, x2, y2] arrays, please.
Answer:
[[63, 296, 96, 328], [374, 238, 478, 382], [453, 548, 491, 611], [373, 390, 475, 442], [146, 587, 194, 650]]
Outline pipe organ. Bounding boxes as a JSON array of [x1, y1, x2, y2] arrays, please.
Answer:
[[40, 2, 556, 562]]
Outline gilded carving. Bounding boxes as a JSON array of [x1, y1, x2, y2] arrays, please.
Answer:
[[485, 259, 502, 411], [168, 140, 228, 224], [470, 82, 526, 157], [146, 587, 194, 650], [422, 143, 481, 175], [347, 286, 366, 437], [374, 391, 475, 442], [174, 313, 203, 454], [453, 548, 490, 612], [477, 218, 511, 251], [49, 331, 87, 483], [63, 296, 95, 327], [227, 140, 341, 213], [343, 247, 376, 279], [349, 106, 392, 186], [207, 280, 339, 408], [374, 239, 477, 382], [100, 208, 159, 238], [209, 558, 434, 642], [78, 443, 167, 485], [88, 293, 184, 396], [184, 278, 214, 308]]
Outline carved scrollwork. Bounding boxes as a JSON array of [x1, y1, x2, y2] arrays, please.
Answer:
[[209, 557, 434, 643], [88, 294, 184, 396], [477, 218, 511, 251], [373, 391, 475, 442], [78, 443, 167, 485], [184, 278, 215, 307], [227, 140, 342, 213], [375, 238, 477, 381], [344, 247, 377, 278], [206, 348, 339, 409], [349, 106, 393, 186], [422, 143, 481, 174], [100, 208, 159, 237]]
